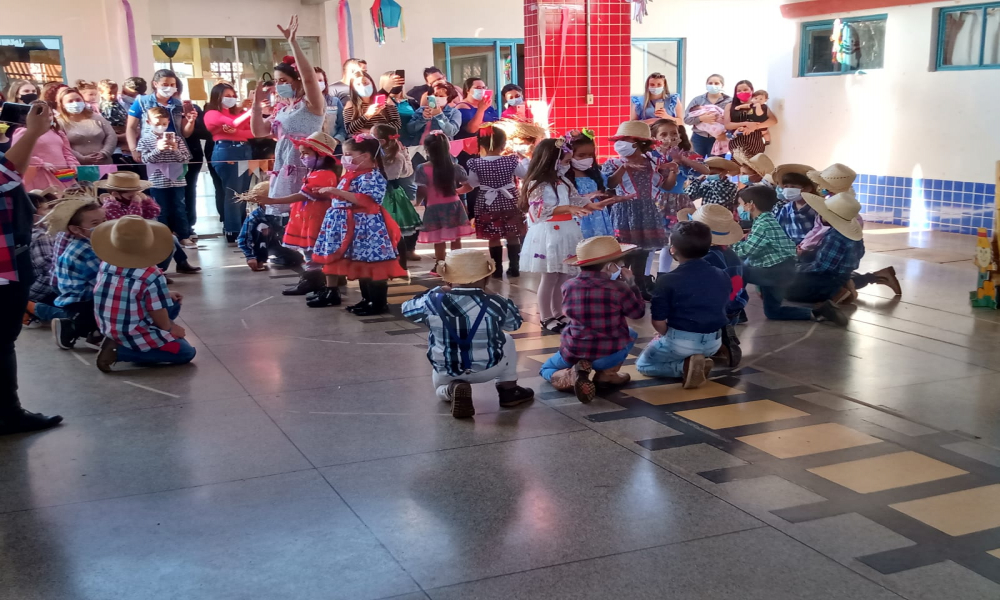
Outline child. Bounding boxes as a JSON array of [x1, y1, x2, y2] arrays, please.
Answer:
[[541, 237, 645, 403], [372, 124, 421, 271], [311, 134, 407, 314], [402, 249, 534, 419], [24, 194, 66, 325], [732, 186, 846, 325], [650, 119, 707, 274], [750, 90, 771, 144], [416, 132, 474, 272], [48, 198, 108, 350], [774, 169, 819, 245], [91, 216, 196, 372], [466, 125, 524, 278], [136, 106, 194, 248], [564, 129, 615, 239], [635, 221, 731, 388], [733, 149, 774, 189], [502, 119, 547, 180], [237, 203, 291, 272], [687, 157, 740, 212], [687, 103, 728, 156]]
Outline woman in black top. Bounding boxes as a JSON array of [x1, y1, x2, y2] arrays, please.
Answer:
[[724, 80, 777, 158]]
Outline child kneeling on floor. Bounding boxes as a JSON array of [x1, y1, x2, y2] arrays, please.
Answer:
[[92, 216, 196, 372], [49, 197, 107, 350], [402, 249, 535, 419], [636, 221, 732, 389], [541, 236, 646, 403]]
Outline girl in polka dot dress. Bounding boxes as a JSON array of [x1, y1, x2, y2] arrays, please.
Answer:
[[466, 125, 525, 279]]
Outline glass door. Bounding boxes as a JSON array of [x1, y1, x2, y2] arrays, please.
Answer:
[[433, 39, 524, 103]]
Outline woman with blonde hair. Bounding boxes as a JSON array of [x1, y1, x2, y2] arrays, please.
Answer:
[[55, 87, 116, 165], [5, 79, 39, 104]]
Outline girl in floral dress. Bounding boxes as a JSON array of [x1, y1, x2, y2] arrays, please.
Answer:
[[649, 119, 708, 273], [466, 125, 525, 279], [563, 130, 615, 239], [416, 132, 474, 273]]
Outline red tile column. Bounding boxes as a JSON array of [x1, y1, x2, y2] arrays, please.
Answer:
[[523, 0, 632, 158]]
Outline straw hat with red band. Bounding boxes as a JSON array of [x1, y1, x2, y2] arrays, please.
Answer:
[[291, 132, 339, 158], [564, 236, 637, 267]]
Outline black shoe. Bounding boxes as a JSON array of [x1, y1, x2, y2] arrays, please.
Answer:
[[489, 245, 504, 279], [813, 300, 849, 327], [225, 232, 238, 244], [52, 318, 76, 350], [345, 300, 371, 313], [352, 303, 387, 316], [498, 384, 535, 408], [283, 270, 325, 296], [737, 309, 749, 324], [506, 243, 521, 277], [0, 409, 64, 435], [306, 287, 342, 308], [449, 381, 475, 419], [176, 262, 202, 274]]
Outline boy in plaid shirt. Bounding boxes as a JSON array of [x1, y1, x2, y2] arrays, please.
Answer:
[[50, 199, 107, 350], [136, 106, 194, 248], [540, 237, 646, 403], [91, 216, 195, 372]]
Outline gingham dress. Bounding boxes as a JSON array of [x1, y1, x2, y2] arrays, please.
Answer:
[[468, 154, 525, 240]]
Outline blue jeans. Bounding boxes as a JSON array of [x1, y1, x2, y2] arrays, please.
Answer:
[[157, 238, 188, 272], [150, 186, 190, 240], [115, 304, 195, 365], [540, 329, 638, 381], [636, 328, 722, 378], [743, 260, 814, 321], [213, 141, 251, 235], [33, 302, 68, 322], [691, 133, 715, 158]]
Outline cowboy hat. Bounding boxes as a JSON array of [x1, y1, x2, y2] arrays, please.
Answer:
[[807, 163, 857, 194], [91, 215, 175, 269], [496, 118, 547, 142], [28, 185, 61, 198], [773, 163, 815, 185], [802, 191, 864, 241], [438, 249, 496, 284], [564, 236, 637, 267], [704, 156, 740, 175], [41, 197, 100, 236], [94, 171, 152, 192], [688, 203, 744, 246], [732, 148, 775, 179], [610, 120, 653, 141], [291, 131, 339, 157]]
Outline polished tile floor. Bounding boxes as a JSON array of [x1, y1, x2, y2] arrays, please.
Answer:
[[2, 189, 999, 599]]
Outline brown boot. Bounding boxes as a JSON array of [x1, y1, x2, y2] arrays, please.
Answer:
[[573, 361, 596, 404], [682, 355, 707, 389], [549, 368, 576, 392], [832, 279, 857, 304], [873, 266, 901, 296], [594, 365, 631, 389]]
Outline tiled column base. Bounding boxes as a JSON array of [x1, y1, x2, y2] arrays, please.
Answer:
[[856, 174, 996, 235]]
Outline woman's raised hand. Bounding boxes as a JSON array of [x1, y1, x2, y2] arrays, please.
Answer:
[[277, 15, 299, 42]]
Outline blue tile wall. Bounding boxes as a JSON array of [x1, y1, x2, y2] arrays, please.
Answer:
[[855, 174, 996, 236]]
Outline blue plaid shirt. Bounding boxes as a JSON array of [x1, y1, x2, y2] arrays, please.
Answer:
[[55, 237, 101, 306], [775, 201, 817, 245], [800, 228, 864, 275], [403, 287, 522, 377]]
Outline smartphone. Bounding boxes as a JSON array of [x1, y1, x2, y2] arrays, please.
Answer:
[[164, 131, 176, 142], [0, 102, 30, 125], [427, 96, 437, 109], [483, 90, 494, 103], [182, 100, 193, 113], [394, 69, 405, 79], [374, 94, 387, 106]]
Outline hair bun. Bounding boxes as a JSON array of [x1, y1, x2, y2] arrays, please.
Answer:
[[282, 55, 296, 65]]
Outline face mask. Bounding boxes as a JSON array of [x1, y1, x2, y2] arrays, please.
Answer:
[[221, 97, 239, 108], [65, 101, 87, 114], [512, 143, 531, 156], [276, 83, 296, 99], [736, 92, 752, 103], [738, 174, 751, 185], [706, 84, 723, 95], [609, 264, 622, 280], [470, 88, 485, 101], [648, 86, 664, 95], [150, 124, 168, 134], [316, 81, 327, 92], [738, 208, 751, 221], [507, 96, 523, 107], [341, 155, 364, 171], [353, 82, 374, 97], [156, 86, 176, 97], [556, 163, 571, 176], [571, 157, 594, 171], [783, 187, 803, 201], [19, 93, 38, 104], [706, 174, 721, 181], [390, 85, 403, 95], [614, 140, 637, 158], [301, 154, 318, 169]]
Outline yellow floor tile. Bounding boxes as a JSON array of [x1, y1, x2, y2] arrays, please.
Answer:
[[808, 451, 968, 494], [891, 484, 1000, 536], [988, 549, 1000, 560], [386, 294, 415, 304], [618, 364, 653, 382], [382, 285, 430, 294], [678, 400, 808, 430], [738, 423, 881, 459], [514, 336, 561, 352], [627, 381, 745, 406], [514, 321, 543, 334]]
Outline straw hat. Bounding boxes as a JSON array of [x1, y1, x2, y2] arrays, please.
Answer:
[[41, 197, 100, 236], [807, 163, 857, 194], [291, 131, 339, 157], [733, 148, 775, 179], [29, 185, 61, 198], [438, 249, 495, 284], [94, 171, 152, 192], [687, 203, 745, 245], [704, 156, 740, 175], [564, 236, 637, 266], [495, 118, 547, 141], [92, 215, 175, 269], [773, 163, 815, 185], [610, 120, 653, 141], [802, 191, 864, 241]]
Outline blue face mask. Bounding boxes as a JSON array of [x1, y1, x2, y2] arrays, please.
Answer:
[[738, 209, 752, 221], [738, 174, 751, 185], [275, 83, 296, 99], [706, 174, 721, 182]]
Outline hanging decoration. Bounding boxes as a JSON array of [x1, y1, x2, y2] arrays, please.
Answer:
[[338, 0, 356, 65], [121, 0, 140, 76], [630, 0, 650, 24], [371, 0, 406, 46]]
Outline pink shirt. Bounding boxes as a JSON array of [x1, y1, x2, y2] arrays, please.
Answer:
[[203, 109, 253, 142], [10, 128, 80, 190]]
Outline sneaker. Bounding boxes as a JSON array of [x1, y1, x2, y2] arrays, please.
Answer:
[[96, 337, 118, 373], [52, 318, 76, 350], [682, 355, 708, 389], [23, 302, 41, 329], [813, 300, 849, 327], [345, 299, 370, 313], [573, 360, 596, 404], [0, 409, 64, 435], [449, 381, 475, 418], [497, 384, 535, 408], [80, 332, 105, 351]]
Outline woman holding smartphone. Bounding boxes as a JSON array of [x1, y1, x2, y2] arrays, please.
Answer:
[[343, 71, 401, 135], [454, 77, 498, 140], [405, 80, 461, 142], [205, 82, 254, 242], [630, 72, 681, 124]]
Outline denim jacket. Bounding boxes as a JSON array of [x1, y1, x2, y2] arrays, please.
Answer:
[[133, 94, 185, 137], [405, 105, 461, 140]]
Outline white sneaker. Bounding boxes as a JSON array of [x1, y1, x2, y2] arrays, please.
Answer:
[[436, 384, 454, 403]]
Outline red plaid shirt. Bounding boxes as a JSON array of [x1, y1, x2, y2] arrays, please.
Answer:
[[559, 270, 646, 362], [94, 264, 176, 351], [0, 155, 23, 281]]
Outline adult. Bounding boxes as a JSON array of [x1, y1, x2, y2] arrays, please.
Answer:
[[454, 77, 498, 139], [11, 101, 78, 190], [74, 80, 101, 112], [41, 81, 67, 107], [328, 58, 365, 106], [380, 70, 415, 130], [176, 80, 212, 241], [55, 87, 116, 166], [343, 72, 401, 135], [406, 66, 447, 103], [204, 82, 254, 243], [125, 69, 196, 164], [725, 80, 777, 158], [313, 66, 347, 145], [5, 79, 38, 105], [684, 74, 731, 158], [630, 72, 681, 124], [406, 80, 461, 142], [0, 101, 64, 434]]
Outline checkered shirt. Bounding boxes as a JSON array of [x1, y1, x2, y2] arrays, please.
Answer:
[[54, 237, 101, 306], [29, 228, 56, 300], [732, 212, 797, 268], [94, 263, 176, 351], [50, 232, 70, 288], [775, 201, 817, 246], [800, 227, 865, 275], [0, 155, 22, 281], [560, 271, 646, 363], [136, 133, 190, 188]]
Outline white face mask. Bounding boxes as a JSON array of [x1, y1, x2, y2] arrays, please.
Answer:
[[507, 96, 523, 107], [221, 97, 239, 108], [706, 84, 723, 95], [556, 162, 571, 176], [783, 187, 803, 202], [150, 124, 168, 134], [571, 157, 594, 171], [157, 86, 176, 98], [317, 80, 327, 92], [470, 88, 485, 101], [648, 85, 664, 95], [353, 82, 374, 97], [614, 140, 637, 158], [65, 101, 88, 114]]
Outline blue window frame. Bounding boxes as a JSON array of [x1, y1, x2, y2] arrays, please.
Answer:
[[0, 36, 66, 92], [799, 15, 887, 77], [432, 39, 524, 102], [936, 3, 1000, 70], [630, 38, 685, 100]]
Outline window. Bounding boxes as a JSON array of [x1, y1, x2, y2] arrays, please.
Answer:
[[630, 39, 684, 100], [799, 15, 886, 76], [0, 37, 65, 95], [937, 3, 1000, 70], [432, 39, 524, 99]]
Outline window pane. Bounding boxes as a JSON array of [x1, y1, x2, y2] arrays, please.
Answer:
[[433, 43, 446, 75], [630, 41, 681, 97], [804, 19, 885, 74], [854, 20, 886, 69], [446, 45, 495, 91], [516, 44, 525, 86], [985, 7, 1000, 65], [804, 27, 836, 74], [942, 10, 984, 66], [0, 37, 64, 91], [500, 46, 513, 88]]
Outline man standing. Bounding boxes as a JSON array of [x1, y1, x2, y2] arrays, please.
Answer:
[[328, 58, 366, 106], [406, 67, 447, 103]]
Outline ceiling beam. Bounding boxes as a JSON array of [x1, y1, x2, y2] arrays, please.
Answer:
[[780, 0, 941, 19]]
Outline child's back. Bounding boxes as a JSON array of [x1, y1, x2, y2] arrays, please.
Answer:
[[55, 236, 101, 307]]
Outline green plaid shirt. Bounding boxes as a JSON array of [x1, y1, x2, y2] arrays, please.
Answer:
[[732, 212, 797, 268]]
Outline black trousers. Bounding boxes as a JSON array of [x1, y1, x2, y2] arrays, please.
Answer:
[[62, 300, 98, 339], [0, 253, 31, 415], [184, 161, 202, 237]]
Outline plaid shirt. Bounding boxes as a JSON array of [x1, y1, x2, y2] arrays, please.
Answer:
[[0, 155, 22, 281], [50, 232, 71, 287], [775, 201, 817, 245], [136, 133, 190, 188], [403, 287, 522, 377], [29, 228, 56, 300], [560, 271, 646, 363], [54, 237, 101, 306], [800, 227, 865, 275], [94, 263, 176, 351], [732, 212, 797, 268]]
